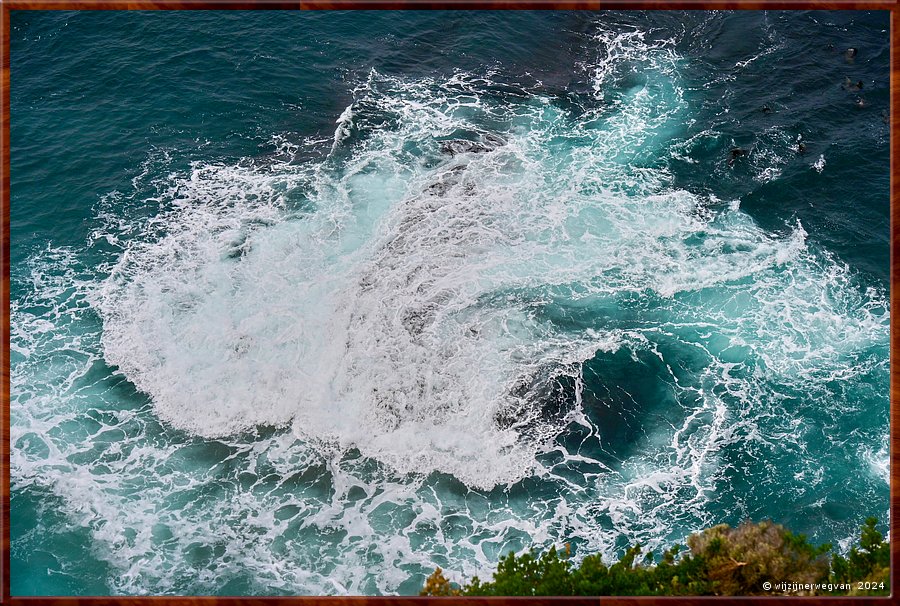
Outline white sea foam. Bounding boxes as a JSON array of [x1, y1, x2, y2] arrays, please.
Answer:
[[813, 153, 826, 173], [87, 25, 692, 490]]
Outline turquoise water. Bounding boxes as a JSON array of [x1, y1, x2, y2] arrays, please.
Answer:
[[10, 10, 890, 595]]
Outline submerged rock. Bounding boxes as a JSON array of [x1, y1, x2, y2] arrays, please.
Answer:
[[842, 77, 863, 91], [439, 133, 506, 156], [727, 147, 746, 166]]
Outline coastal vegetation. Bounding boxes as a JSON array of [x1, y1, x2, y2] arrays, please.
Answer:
[[422, 517, 890, 596]]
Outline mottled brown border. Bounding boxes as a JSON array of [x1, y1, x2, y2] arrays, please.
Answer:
[[0, 1, 896, 603], [0, 1, 898, 8]]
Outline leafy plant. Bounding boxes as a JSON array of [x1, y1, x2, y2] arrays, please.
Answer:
[[421, 517, 890, 596], [829, 517, 890, 595]]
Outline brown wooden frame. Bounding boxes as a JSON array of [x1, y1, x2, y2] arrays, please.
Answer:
[[0, 1, 896, 603]]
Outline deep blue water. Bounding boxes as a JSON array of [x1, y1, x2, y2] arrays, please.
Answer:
[[10, 10, 890, 596]]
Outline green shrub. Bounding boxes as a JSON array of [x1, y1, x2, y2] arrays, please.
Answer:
[[420, 517, 890, 596], [685, 521, 831, 595], [829, 517, 890, 595]]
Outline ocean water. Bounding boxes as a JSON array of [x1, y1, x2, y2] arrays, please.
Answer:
[[10, 10, 890, 596]]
